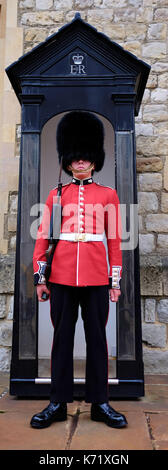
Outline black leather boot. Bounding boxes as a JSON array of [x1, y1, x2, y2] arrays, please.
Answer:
[[30, 402, 67, 429], [91, 403, 127, 428]]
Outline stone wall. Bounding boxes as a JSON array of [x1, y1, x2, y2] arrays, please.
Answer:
[[0, 0, 23, 370], [0, 0, 168, 373]]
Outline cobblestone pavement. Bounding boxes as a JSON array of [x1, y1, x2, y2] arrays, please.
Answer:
[[0, 373, 168, 450]]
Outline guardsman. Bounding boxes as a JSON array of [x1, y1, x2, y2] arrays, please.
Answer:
[[30, 111, 127, 429]]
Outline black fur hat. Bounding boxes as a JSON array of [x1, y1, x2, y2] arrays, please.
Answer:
[[56, 111, 105, 175]]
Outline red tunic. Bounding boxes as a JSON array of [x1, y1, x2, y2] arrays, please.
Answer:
[[33, 177, 122, 288]]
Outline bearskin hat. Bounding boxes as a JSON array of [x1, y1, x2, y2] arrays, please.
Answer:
[[56, 111, 105, 175]]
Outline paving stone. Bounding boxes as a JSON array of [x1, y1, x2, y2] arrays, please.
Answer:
[[155, 441, 168, 450], [1, 376, 168, 450], [0, 396, 70, 450], [149, 412, 168, 450], [144, 385, 168, 407], [70, 408, 152, 450], [145, 375, 168, 384]]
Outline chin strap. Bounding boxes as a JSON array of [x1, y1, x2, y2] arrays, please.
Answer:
[[57, 156, 63, 200], [67, 162, 95, 174]]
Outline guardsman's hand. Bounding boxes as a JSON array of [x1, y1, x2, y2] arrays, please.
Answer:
[[109, 288, 121, 302], [36, 284, 50, 302]]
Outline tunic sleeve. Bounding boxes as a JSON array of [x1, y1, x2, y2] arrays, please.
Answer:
[[33, 190, 55, 285], [105, 189, 122, 289]]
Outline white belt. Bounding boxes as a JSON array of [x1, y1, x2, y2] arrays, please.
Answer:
[[59, 232, 105, 242]]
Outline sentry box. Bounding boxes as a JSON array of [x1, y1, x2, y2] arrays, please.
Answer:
[[6, 13, 150, 398]]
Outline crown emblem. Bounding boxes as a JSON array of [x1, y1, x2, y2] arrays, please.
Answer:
[[72, 54, 84, 65]]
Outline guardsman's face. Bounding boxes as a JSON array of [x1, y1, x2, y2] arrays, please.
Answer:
[[70, 159, 94, 179], [71, 159, 92, 171]]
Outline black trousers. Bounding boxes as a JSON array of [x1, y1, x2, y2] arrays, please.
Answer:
[[49, 283, 109, 403]]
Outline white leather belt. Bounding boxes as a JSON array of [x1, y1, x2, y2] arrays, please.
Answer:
[[59, 232, 105, 242]]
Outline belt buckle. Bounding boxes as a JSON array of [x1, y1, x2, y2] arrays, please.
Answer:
[[75, 233, 86, 242]]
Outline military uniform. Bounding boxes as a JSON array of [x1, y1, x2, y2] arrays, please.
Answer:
[[33, 177, 122, 289], [32, 111, 123, 404], [33, 175, 122, 403]]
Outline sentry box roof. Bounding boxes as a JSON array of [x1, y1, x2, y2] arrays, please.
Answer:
[[6, 12, 150, 116]]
